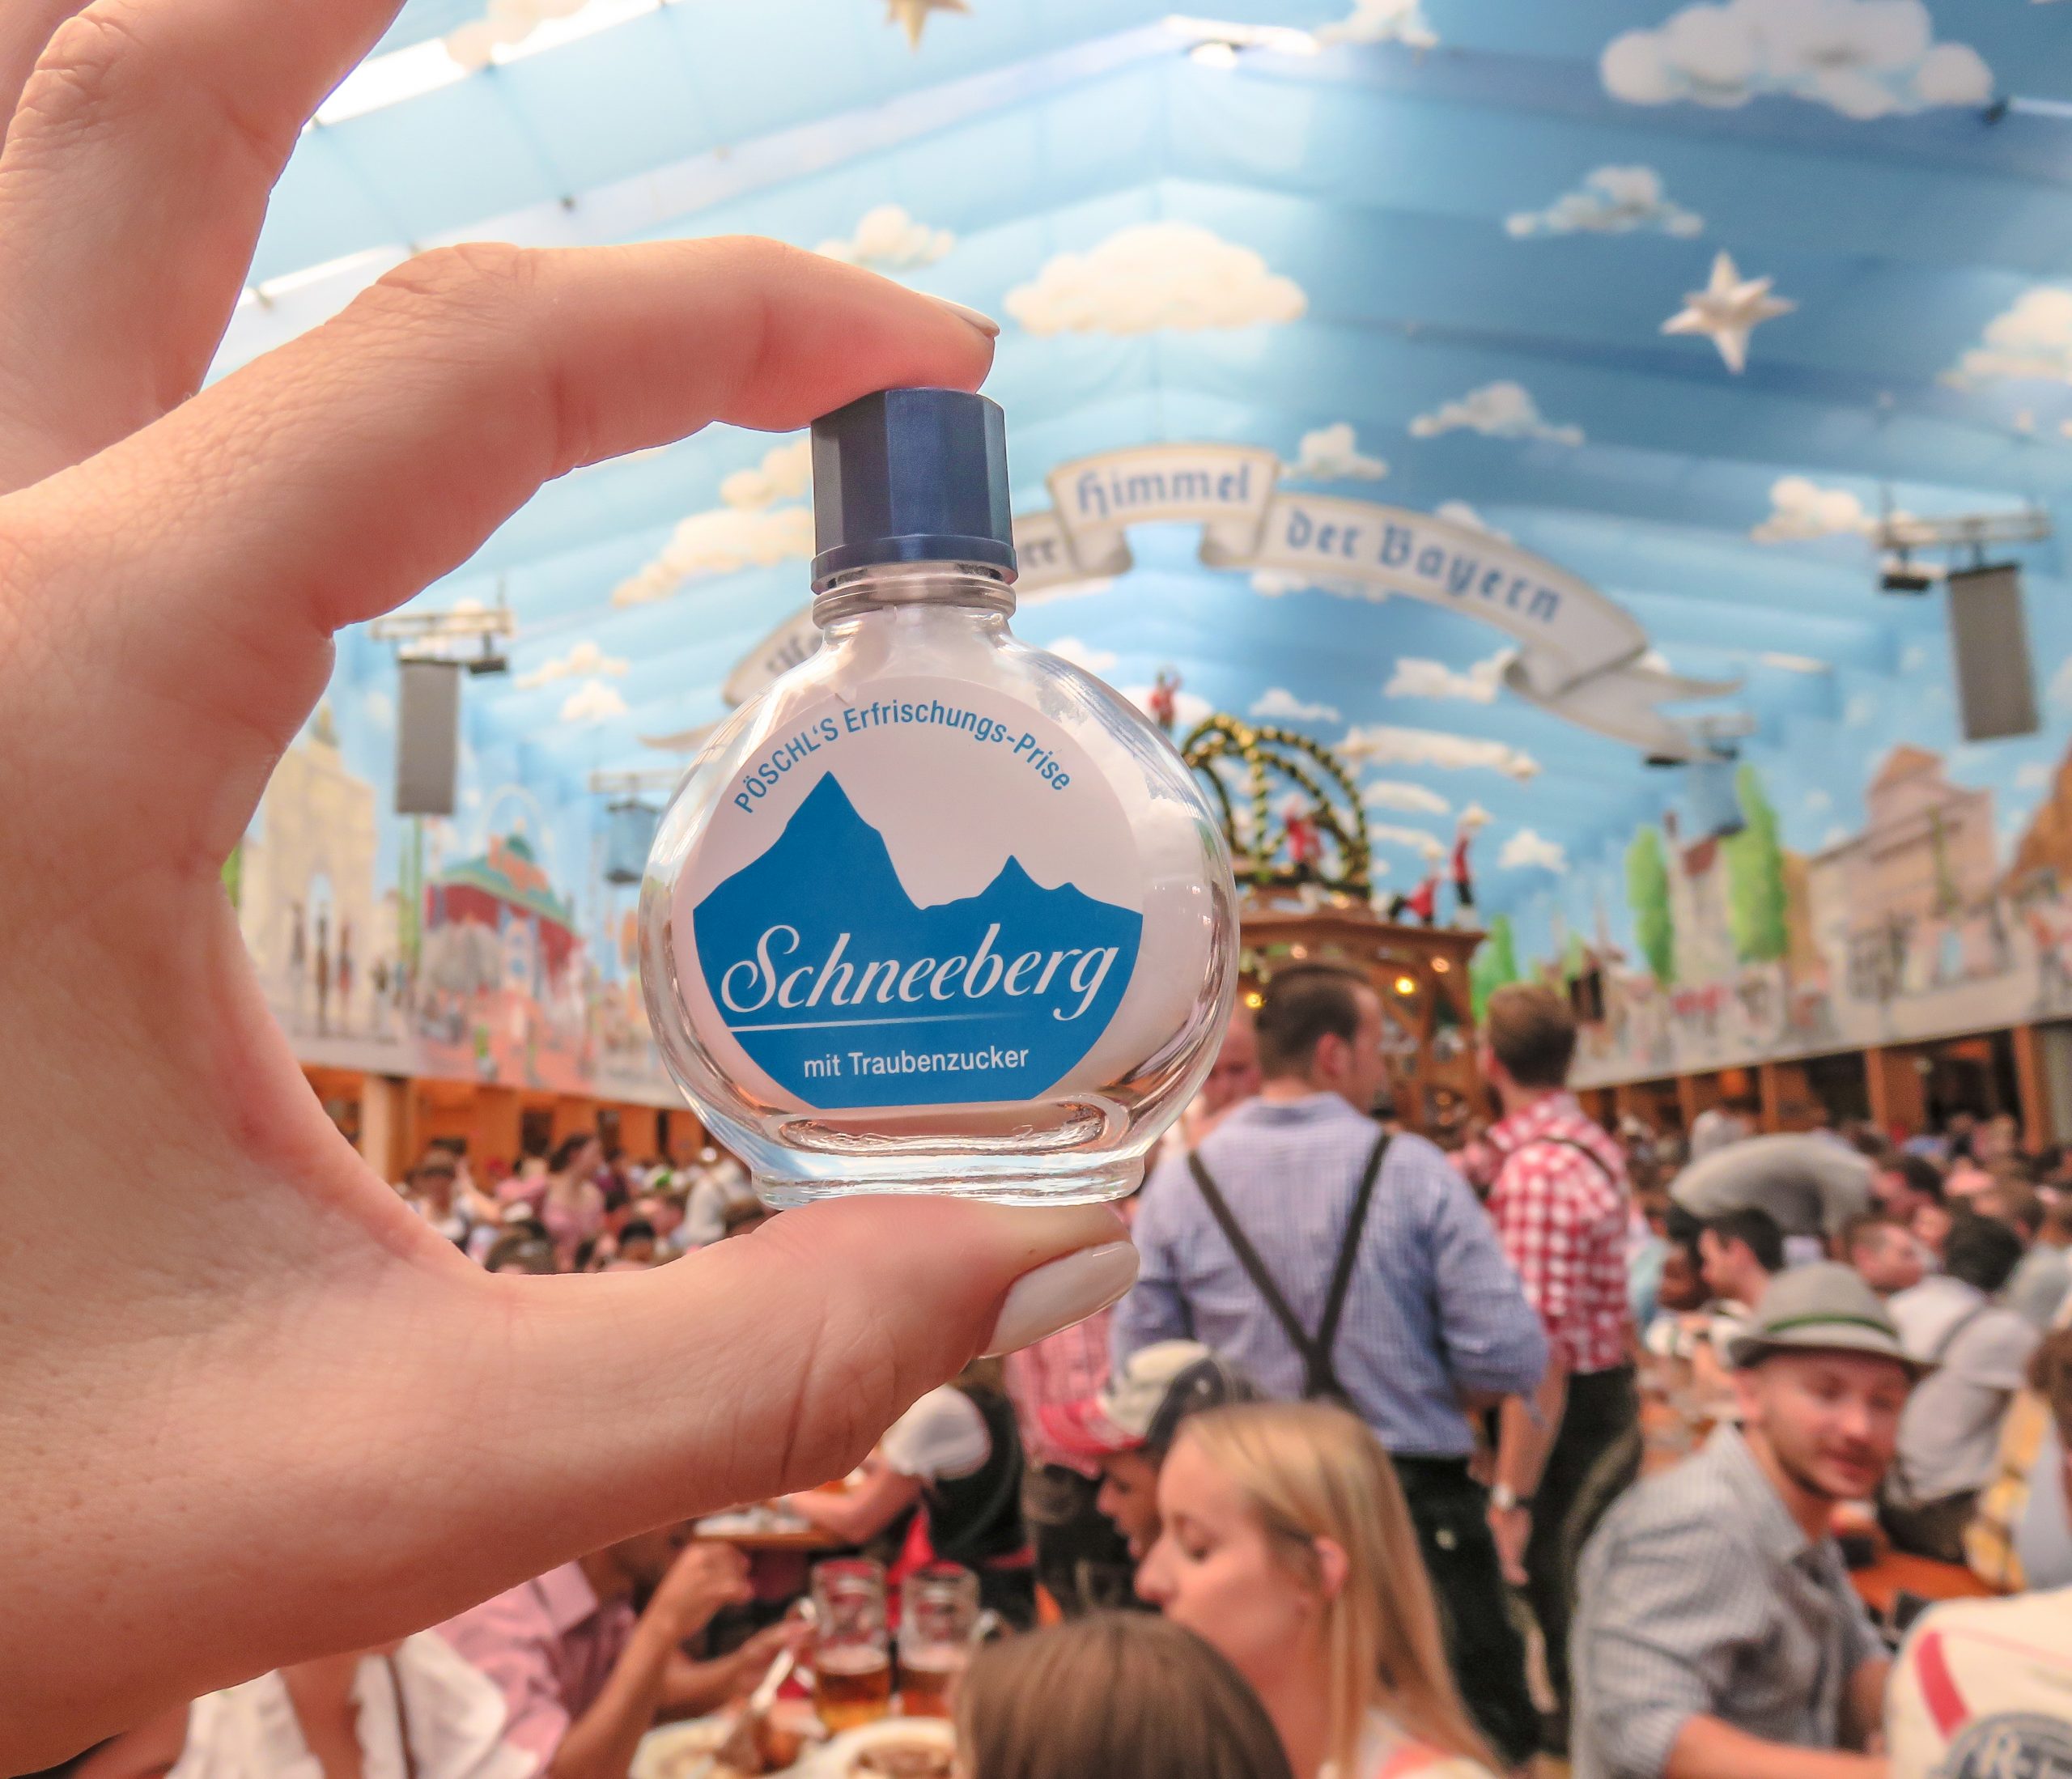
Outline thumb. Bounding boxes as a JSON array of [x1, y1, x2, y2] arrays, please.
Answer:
[[494, 1195, 1133, 1535]]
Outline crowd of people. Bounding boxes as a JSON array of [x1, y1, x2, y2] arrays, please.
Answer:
[[39, 972, 2072, 1779]]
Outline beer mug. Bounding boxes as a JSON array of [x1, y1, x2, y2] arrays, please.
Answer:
[[898, 1562, 979, 1718], [811, 1558, 891, 1733]]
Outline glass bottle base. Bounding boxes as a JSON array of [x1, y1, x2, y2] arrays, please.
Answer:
[[754, 1154, 1144, 1210]]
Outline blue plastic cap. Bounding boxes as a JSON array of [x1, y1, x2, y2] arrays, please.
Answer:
[[809, 387, 1017, 592]]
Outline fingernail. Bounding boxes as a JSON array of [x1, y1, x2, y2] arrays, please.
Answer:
[[982, 1240, 1138, 1357], [929, 295, 1001, 338]]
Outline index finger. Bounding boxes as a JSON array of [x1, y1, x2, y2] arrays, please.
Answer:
[[13, 237, 996, 864]]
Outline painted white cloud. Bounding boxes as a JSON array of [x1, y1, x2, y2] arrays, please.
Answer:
[[1048, 636, 1120, 677], [1249, 570, 1375, 600], [1900, 642, 1932, 674], [1363, 779, 1451, 816], [2016, 760, 2053, 791], [1843, 690, 1880, 728], [1384, 652, 1509, 705], [445, 0, 597, 70], [612, 506, 814, 606], [1602, 0, 1993, 121], [1369, 823, 1449, 862], [1288, 421, 1388, 482], [1945, 287, 2072, 389], [1433, 500, 1511, 542], [1006, 222, 1306, 337], [1020, 575, 1116, 608], [558, 678, 629, 725], [1751, 475, 1879, 542], [720, 437, 813, 511], [516, 639, 629, 690], [1805, 788, 1832, 813], [1458, 801, 1492, 830], [1410, 380, 1583, 446], [1760, 651, 1832, 674], [2048, 656, 2072, 712], [815, 204, 954, 270], [1315, 0, 1437, 47], [1505, 165, 1703, 239], [1340, 724, 1540, 781], [1252, 687, 1342, 724], [1500, 828, 1568, 873], [362, 688, 395, 731]]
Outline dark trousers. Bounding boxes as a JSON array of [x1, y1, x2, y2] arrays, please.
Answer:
[[1526, 1365, 1639, 1726], [1021, 1465, 1138, 1616], [1392, 1454, 1539, 1770]]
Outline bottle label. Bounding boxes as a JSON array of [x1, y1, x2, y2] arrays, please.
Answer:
[[677, 677, 1144, 1110]]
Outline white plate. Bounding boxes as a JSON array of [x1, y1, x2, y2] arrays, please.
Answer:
[[796, 1717, 954, 1779], [631, 1716, 734, 1779]]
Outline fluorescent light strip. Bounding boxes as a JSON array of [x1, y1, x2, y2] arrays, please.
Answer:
[[254, 246, 405, 304], [502, 0, 664, 64], [315, 37, 468, 125], [314, 0, 672, 127]]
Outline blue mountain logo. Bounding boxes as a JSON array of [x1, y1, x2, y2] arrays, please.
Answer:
[[692, 774, 1143, 1109]]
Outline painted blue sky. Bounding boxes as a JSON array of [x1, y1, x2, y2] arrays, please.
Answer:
[[242, 0, 2072, 962]]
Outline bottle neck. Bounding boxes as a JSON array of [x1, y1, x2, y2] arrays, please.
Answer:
[[813, 561, 1016, 631]]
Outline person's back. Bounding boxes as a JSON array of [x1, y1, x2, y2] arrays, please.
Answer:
[[1115, 964, 1545, 1768], [1116, 967, 1545, 1455], [1478, 984, 1637, 1754], [1124, 1101, 1539, 1443], [1671, 1132, 1873, 1242], [1887, 1216, 2040, 1559]]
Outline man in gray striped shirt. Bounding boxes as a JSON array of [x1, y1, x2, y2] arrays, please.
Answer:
[[1573, 1265, 1925, 1779]]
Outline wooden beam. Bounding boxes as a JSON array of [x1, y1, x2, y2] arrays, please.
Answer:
[[2012, 1025, 2053, 1151], [1864, 1047, 1926, 1140]]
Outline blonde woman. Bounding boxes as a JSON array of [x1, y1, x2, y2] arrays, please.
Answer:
[[1136, 1403, 1499, 1779]]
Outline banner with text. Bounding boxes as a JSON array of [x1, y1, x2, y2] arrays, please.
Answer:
[[1016, 444, 1733, 760]]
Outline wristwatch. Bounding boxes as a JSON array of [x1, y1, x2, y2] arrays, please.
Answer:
[[1491, 1484, 1535, 1514]]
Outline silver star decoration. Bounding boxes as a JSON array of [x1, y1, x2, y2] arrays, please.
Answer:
[[885, 0, 969, 49], [1661, 251, 1795, 375]]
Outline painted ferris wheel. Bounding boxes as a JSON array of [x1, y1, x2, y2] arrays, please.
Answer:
[[1176, 703, 1373, 899]]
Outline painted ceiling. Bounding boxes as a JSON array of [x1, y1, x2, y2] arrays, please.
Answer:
[[232, 0, 2072, 949]]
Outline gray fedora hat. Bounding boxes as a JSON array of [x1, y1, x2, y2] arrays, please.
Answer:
[[1725, 1262, 1932, 1377]]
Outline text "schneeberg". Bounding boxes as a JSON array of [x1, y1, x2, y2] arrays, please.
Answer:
[[721, 922, 1119, 1025]]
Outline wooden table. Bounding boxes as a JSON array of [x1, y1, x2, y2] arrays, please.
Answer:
[[1849, 1549, 1998, 1620]]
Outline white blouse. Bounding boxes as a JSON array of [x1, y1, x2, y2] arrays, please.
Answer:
[[168, 1633, 535, 1779]]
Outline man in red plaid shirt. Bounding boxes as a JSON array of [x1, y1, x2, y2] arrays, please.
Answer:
[[1480, 983, 1637, 1754]]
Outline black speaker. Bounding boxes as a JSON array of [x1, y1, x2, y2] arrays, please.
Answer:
[[396, 658, 461, 816], [604, 800, 661, 885], [1947, 563, 2040, 743]]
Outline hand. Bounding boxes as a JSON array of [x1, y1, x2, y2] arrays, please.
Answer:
[[649, 1544, 754, 1642], [1488, 1504, 1532, 1587], [0, 2, 1136, 1768], [724, 1620, 812, 1691]]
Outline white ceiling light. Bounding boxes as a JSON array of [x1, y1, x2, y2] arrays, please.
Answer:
[[314, 38, 469, 125], [314, 0, 672, 127]]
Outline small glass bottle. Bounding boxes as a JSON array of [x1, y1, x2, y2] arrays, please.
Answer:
[[639, 388, 1237, 1206]]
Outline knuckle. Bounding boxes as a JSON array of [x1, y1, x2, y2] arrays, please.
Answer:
[[15, 6, 152, 146], [370, 242, 538, 323]]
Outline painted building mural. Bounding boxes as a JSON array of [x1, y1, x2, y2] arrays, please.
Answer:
[[1481, 631, 2072, 1090], [230, 644, 674, 1105]]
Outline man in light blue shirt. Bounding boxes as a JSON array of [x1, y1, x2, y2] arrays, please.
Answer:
[[1115, 962, 1547, 1764]]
